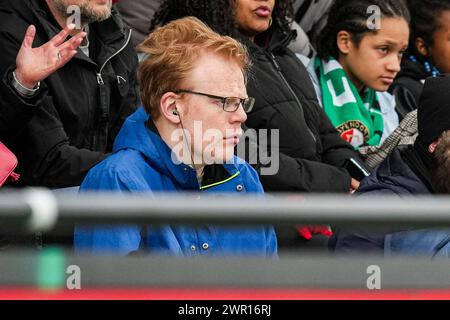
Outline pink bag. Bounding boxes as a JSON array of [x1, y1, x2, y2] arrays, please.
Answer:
[[0, 141, 20, 187]]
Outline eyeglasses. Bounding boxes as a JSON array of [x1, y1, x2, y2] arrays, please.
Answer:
[[175, 89, 255, 113]]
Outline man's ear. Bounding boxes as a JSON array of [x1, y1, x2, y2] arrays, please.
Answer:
[[415, 37, 429, 57], [429, 140, 439, 154], [160, 92, 181, 124], [337, 30, 353, 55]]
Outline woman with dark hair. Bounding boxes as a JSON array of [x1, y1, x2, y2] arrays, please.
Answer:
[[356, 0, 450, 169], [150, 0, 361, 249], [392, 0, 450, 119], [311, 0, 410, 149]]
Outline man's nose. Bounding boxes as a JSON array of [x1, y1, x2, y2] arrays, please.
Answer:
[[231, 104, 248, 124]]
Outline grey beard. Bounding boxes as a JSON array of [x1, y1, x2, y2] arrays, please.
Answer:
[[51, 1, 112, 26]]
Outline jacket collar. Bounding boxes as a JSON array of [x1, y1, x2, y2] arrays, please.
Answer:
[[244, 25, 296, 57]]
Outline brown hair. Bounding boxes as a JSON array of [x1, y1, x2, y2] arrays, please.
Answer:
[[138, 16, 250, 119], [431, 130, 450, 194]]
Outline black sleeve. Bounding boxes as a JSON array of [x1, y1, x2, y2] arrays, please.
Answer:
[[260, 152, 352, 193], [238, 128, 352, 193], [0, 25, 48, 142], [0, 67, 48, 141]]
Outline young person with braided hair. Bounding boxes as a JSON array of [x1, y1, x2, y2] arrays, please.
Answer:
[[306, 0, 410, 150], [338, 0, 450, 169]]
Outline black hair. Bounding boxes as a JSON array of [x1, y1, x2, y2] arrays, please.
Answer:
[[150, 0, 295, 39], [317, 0, 410, 59], [407, 0, 450, 54]]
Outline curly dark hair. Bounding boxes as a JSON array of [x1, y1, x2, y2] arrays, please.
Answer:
[[150, 0, 295, 39], [317, 0, 410, 60]]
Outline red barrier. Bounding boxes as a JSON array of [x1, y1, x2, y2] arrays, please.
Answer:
[[1, 288, 450, 300]]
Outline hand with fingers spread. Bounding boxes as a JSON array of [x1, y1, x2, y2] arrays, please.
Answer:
[[14, 24, 87, 89]]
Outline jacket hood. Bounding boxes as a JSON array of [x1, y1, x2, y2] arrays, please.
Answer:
[[113, 107, 183, 182], [358, 146, 432, 196]]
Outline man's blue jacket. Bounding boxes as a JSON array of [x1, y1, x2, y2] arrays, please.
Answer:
[[74, 107, 277, 257]]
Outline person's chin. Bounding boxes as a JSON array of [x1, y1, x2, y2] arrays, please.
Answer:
[[376, 77, 395, 91], [91, 3, 112, 16], [223, 146, 236, 163], [223, 154, 236, 164], [96, 6, 112, 15], [369, 82, 389, 92], [250, 22, 270, 34]]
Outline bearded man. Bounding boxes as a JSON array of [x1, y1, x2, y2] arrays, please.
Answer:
[[0, 0, 139, 188]]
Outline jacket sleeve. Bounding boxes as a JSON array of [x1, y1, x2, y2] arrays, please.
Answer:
[[259, 151, 352, 193], [23, 107, 108, 187], [0, 68, 49, 142], [265, 225, 278, 257], [332, 188, 397, 254], [0, 25, 48, 142], [239, 130, 352, 193], [74, 163, 144, 255], [238, 162, 278, 256]]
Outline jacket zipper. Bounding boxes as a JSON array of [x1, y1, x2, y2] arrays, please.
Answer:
[[268, 52, 317, 143], [96, 29, 133, 85], [93, 29, 133, 149]]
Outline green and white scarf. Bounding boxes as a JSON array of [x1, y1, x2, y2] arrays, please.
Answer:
[[316, 57, 384, 148]]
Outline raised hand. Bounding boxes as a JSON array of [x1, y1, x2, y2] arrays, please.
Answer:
[[14, 24, 87, 89]]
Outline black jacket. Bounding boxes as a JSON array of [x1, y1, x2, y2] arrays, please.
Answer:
[[243, 29, 358, 193], [0, 0, 139, 187], [390, 58, 427, 120]]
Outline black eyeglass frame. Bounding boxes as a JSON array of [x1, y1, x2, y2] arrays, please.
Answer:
[[174, 89, 255, 113]]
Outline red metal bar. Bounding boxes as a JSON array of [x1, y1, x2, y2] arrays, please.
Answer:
[[1, 288, 450, 300]]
